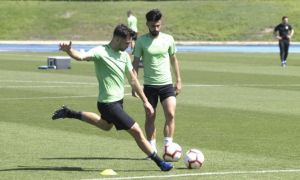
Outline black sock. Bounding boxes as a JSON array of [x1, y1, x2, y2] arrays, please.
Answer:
[[149, 152, 163, 165], [67, 109, 82, 120]]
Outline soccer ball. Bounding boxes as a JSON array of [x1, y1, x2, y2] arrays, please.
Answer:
[[163, 143, 182, 162], [184, 149, 204, 169]]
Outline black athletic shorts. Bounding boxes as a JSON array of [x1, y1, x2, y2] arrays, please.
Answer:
[[143, 84, 176, 109], [97, 99, 135, 130]]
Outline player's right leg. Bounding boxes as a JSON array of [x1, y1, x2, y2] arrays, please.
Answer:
[[145, 111, 157, 147], [143, 85, 159, 152], [283, 40, 290, 66], [128, 123, 173, 171], [52, 105, 78, 120], [81, 112, 113, 131], [279, 41, 285, 66], [51, 106, 113, 131]]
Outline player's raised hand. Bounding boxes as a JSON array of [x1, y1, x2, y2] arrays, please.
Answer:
[[59, 41, 72, 52]]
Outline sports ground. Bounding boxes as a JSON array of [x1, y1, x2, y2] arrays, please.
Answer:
[[1, 51, 300, 179]]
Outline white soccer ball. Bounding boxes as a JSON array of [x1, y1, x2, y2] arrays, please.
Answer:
[[184, 149, 205, 169], [163, 143, 182, 162]]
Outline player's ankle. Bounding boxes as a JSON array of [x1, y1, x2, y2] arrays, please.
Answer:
[[149, 152, 163, 165], [164, 137, 173, 146]]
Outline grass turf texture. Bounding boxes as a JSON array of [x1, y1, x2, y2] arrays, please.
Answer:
[[1, 0, 300, 41], [1, 51, 300, 179]]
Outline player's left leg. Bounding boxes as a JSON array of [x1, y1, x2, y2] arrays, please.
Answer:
[[161, 96, 176, 146], [128, 123, 154, 155], [127, 122, 173, 171], [284, 40, 290, 65], [159, 84, 177, 146], [279, 40, 285, 66], [101, 101, 173, 171]]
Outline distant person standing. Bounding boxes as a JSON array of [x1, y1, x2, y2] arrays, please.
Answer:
[[274, 16, 294, 67], [127, 10, 138, 50]]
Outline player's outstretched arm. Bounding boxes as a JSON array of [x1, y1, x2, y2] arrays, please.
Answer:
[[59, 41, 92, 61]]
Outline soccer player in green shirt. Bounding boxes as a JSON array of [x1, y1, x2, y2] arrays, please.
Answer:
[[127, 10, 138, 51], [52, 24, 173, 171], [127, 10, 138, 34], [132, 9, 182, 154]]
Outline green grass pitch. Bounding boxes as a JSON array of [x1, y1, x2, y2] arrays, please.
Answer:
[[1, 51, 300, 179]]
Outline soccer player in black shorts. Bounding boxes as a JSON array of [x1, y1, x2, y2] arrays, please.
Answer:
[[274, 16, 294, 67], [132, 9, 182, 153], [51, 24, 173, 171]]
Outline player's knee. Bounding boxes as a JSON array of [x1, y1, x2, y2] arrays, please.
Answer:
[[131, 123, 141, 131], [165, 111, 175, 120], [130, 123, 143, 137], [102, 124, 113, 131], [146, 114, 156, 122], [97, 120, 113, 131]]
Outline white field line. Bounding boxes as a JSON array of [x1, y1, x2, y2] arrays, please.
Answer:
[[1, 80, 300, 100], [1, 80, 300, 87], [0, 85, 96, 88], [0, 95, 96, 100], [0, 80, 97, 85], [185, 84, 300, 87], [82, 169, 300, 180], [2, 84, 300, 89], [0, 93, 131, 101]]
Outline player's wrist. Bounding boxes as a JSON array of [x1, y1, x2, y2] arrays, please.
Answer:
[[66, 47, 72, 53]]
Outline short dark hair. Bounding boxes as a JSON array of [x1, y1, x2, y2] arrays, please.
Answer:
[[146, 9, 162, 22], [113, 24, 134, 38], [282, 16, 288, 21]]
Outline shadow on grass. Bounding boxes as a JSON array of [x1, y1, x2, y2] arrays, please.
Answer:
[[0, 157, 163, 172], [0, 165, 158, 172], [41, 156, 145, 161], [0, 165, 96, 172]]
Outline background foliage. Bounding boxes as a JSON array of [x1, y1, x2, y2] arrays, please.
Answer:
[[0, 0, 298, 41]]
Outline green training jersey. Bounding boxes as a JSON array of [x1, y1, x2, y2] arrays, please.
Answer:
[[127, 15, 138, 32], [133, 32, 177, 85], [87, 45, 133, 103]]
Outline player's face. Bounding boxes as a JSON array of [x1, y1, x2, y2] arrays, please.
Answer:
[[119, 36, 132, 51], [282, 18, 288, 24], [147, 20, 161, 37]]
